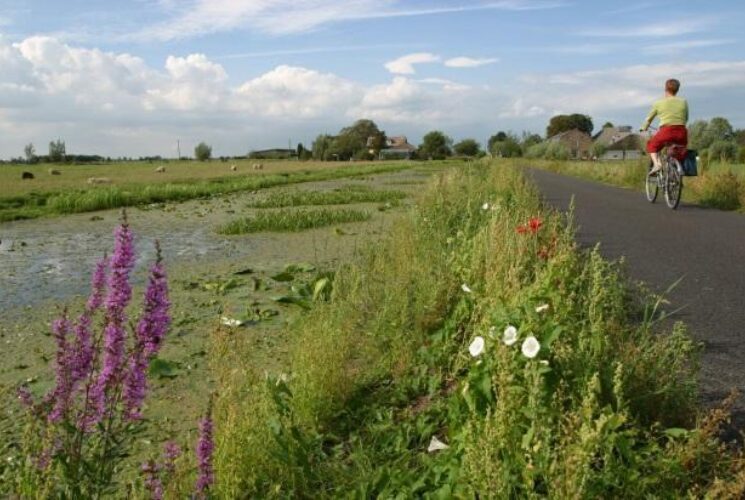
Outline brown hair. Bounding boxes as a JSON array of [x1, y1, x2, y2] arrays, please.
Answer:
[[665, 79, 680, 95]]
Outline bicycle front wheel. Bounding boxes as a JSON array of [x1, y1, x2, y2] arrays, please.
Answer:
[[645, 160, 659, 203], [664, 159, 682, 209]]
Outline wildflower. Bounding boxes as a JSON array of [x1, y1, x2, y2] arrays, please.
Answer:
[[521, 336, 540, 359], [528, 217, 542, 233], [195, 407, 215, 497], [123, 245, 171, 420], [503, 325, 518, 346], [481, 202, 490, 210], [48, 313, 74, 423], [93, 222, 136, 424], [427, 436, 449, 452], [461, 284, 473, 294], [162, 441, 182, 475], [142, 460, 164, 500], [469, 336, 485, 357], [535, 304, 549, 313]]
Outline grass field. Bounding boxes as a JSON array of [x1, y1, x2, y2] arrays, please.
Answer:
[[521, 158, 745, 211], [0, 159, 440, 222]]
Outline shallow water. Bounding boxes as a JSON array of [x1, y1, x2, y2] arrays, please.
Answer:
[[0, 169, 428, 312]]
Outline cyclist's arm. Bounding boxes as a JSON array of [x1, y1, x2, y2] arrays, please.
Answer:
[[641, 104, 658, 131], [683, 100, 689, 124]]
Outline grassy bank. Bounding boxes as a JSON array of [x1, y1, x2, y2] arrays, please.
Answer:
[[245, 185, 407, 208], [195, 163, 743, 497], [523, 158, 745, 211], [0, 161, 424, 222]]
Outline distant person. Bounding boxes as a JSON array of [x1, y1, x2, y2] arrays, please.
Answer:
[[640, 78, 688, 175]]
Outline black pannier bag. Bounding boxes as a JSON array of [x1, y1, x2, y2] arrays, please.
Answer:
[[682, 149, 698, 176]]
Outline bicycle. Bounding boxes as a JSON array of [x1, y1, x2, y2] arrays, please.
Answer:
[[643, 127, 684, 209]]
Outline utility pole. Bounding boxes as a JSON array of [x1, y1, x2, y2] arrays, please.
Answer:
[[177, 139, 181, 160]]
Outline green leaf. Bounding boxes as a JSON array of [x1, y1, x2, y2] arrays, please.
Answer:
[[272, 295, 311, 310], [271, 272, 295, 282], [312, 278, 330, 301], [285, 262, 316, 273], [233, 267, 254, 275], [148, 358, 179, 379], [663, 427, 689, 439]]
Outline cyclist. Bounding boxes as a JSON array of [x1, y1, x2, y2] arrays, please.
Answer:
[[640, 78, 688, 175]]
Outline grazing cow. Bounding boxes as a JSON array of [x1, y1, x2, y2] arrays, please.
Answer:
[[22, 171, 34, 180], [252, 163, 264, 170], [87, 177, 112, 185], [48, 169, 61, 175], [230, 164, 237, 171], [155, 166, 166, 173]]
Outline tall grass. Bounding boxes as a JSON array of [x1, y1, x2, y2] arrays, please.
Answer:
[[203, 163, 744, 497], [217, 208, 371, 234], [0, 162, 415, 222], [246, 186, 407, 208]]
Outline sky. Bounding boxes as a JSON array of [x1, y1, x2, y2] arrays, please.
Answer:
[[0, 0, 744, 159]]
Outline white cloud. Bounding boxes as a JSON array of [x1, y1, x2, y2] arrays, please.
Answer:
[[130, 0, 565, 40], [643, 39, 735, 55], [579, 18, 715, 38], [1, 34, 745, 158], [444, 56, 499, 68], [384, 52, 440, 75]]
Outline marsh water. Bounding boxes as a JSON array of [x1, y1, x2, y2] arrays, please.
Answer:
[[0, 169, 431, 313]]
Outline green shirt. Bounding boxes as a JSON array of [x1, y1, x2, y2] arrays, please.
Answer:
[[642, 96, 688, 130]]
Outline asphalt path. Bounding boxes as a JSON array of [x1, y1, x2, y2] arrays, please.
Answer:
[[528, 168, 745, 435]]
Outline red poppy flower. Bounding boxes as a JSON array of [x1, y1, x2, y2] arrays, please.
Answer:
[[528, 218, 542, 233]]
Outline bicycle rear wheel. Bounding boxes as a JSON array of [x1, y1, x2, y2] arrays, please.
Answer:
[[664, 158, 682, 209], [645, 160, 659, 203]]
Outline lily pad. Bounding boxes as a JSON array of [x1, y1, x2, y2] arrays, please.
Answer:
[[149, 359, 179, 379], [271, 272, 295, 282]]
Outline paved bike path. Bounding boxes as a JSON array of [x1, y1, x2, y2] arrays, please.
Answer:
[[527, 168, 745, 434]]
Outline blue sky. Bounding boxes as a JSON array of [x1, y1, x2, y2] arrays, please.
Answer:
[[0, 0, 744, 158]]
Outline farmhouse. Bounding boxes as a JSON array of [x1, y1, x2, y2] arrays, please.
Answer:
[[594, 125, 645, 160], [377, 135, 417, 159], [547, 129, 592, 160]]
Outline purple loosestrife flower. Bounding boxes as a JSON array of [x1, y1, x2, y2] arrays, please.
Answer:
[[123, 243, 170, 420], [90, 222, 135, 424], [47, 313, 74, 423], [162, 441, 182, 475], [17, 386, 34, 408], [195, 407, 215, 497], [71, 256, 108, 383], [141, 460, 164, 500]]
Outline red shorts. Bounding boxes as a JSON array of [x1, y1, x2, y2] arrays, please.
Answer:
[[647, 125, 687, 160]]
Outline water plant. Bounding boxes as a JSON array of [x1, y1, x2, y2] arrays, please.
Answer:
[[218, 208, 371, 234], [245, 186, 407, 208]]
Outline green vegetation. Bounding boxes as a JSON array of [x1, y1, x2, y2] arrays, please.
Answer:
[[418, 130, 453, 159], [0, 161, 419, 222], [546, 113, 594, 137], [203, 164, 744, 497], [194, 142, 212, 161], [311, 119, 386, 161], [246, 186, 407, 208], [524, 158, 745, 211], [453, 138, 482, 157], [218, 208, 371, 234]]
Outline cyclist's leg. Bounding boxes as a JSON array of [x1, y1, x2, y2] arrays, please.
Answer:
[[646, 131, 665, 174]]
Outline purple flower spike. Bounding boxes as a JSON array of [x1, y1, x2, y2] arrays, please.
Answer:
[[17, 386, 34, 408], [123, 242, 170, 421], [195, 408, 215, 497], [47, 313, 74, 423], [142, 460, 164, 500], [162, 441, 181, 475]]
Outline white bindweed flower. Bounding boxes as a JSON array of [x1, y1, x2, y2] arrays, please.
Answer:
[[521, 336, 541, 359], [482, 202, 490, 210], [461, 283, 472, 293], [503, 325, 518, 346], [427, 436, 450, 453], [535, 304, 549, 313], [220, 316, 243, 327], [469, 336, 485, 357]]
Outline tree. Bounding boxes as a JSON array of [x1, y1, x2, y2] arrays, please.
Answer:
[[312, 134, 335, 161], [708, 140, 738, 163], [454, 138, 482, 157], [333, 119, 385, 160], [546, 114, 593, 138], [418, 131, 453, 160], [49, 139, 66, 163], [736, 129, 745, 146], [296, 143, 311, 161], [24, 143, 36, 164], [487, 132, 508, 153], [490, 137, 522, 158], [520, 132, 543, 150], [689, 117, 735, 150], [194, 142, 212, 161], [602, 121, 614, 129]]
